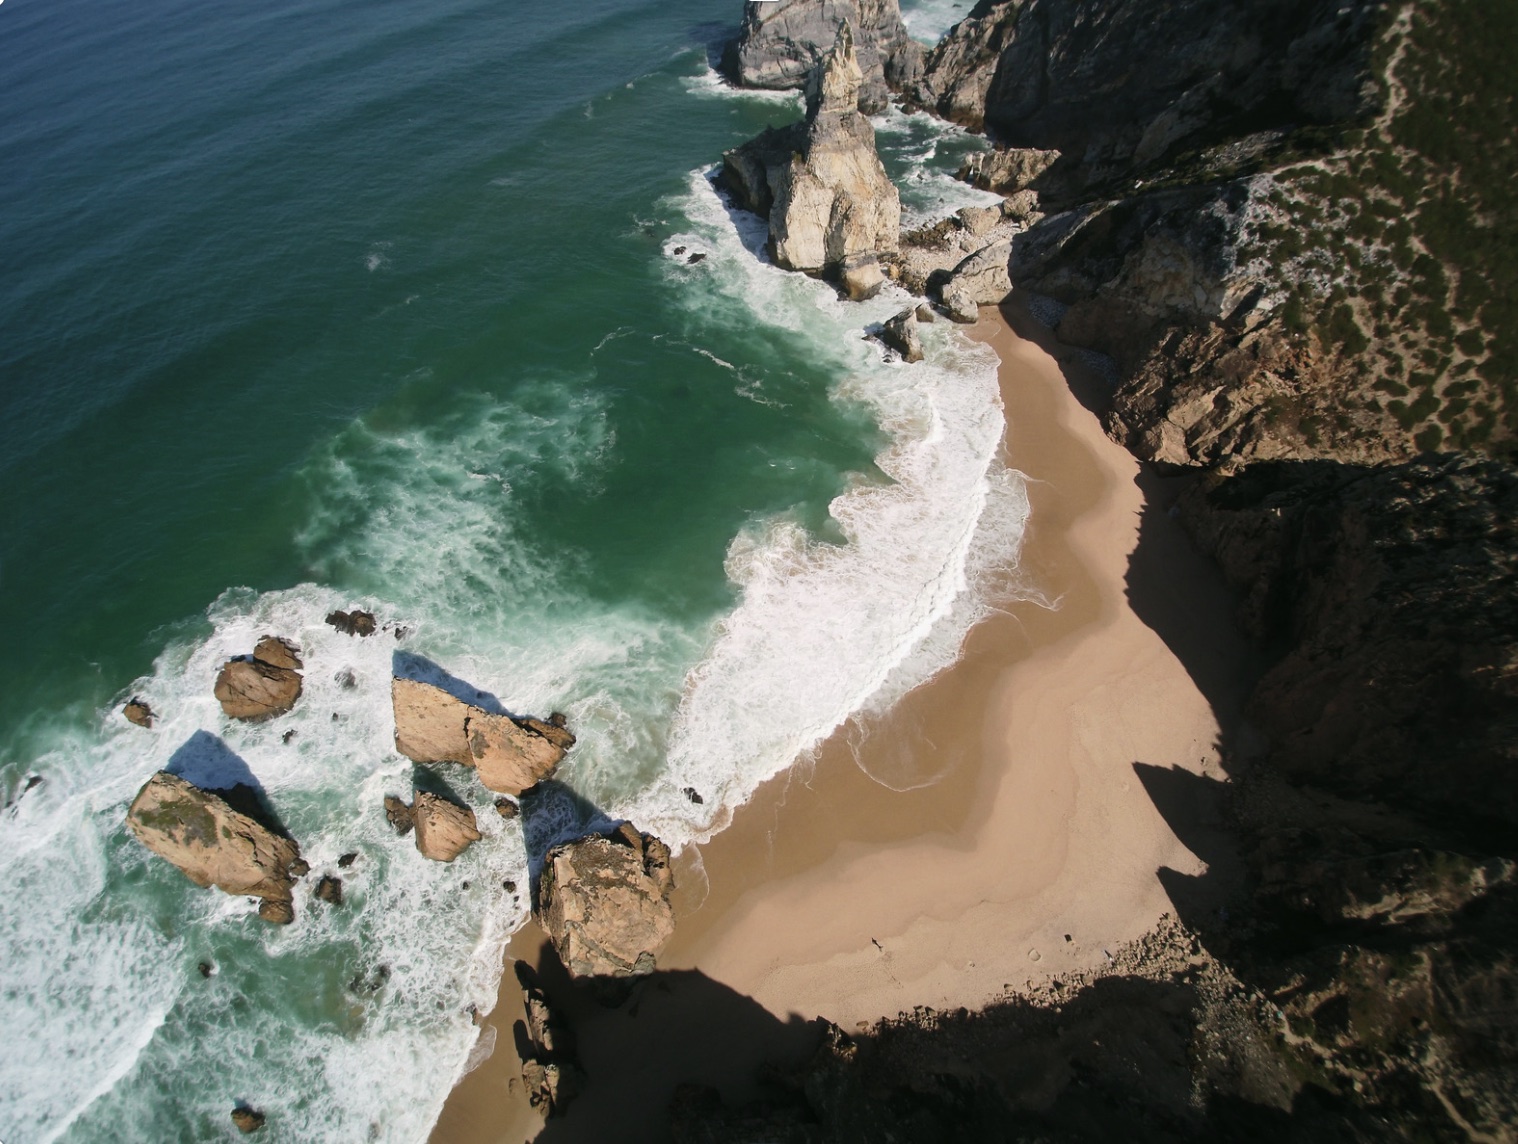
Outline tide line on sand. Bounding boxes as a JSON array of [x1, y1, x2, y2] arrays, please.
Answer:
[[431, 301, 1254, 1141]]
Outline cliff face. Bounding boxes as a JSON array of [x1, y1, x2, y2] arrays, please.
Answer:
[[923, 0, 1518, 468]]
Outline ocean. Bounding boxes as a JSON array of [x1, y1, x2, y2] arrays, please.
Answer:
[[0, 0, 1024, 1139]]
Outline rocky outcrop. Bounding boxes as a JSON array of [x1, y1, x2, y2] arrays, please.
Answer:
[[214, 637, 303, 721], [722, 0, 921, 114], [383, 794, 414, 835], [957, 146, 1059, 194], [516, 960, 582, 1117], [720, 25, 900, 280], [391, 676, 570, 796], [325, 609, 376, 637], [122, 698, 154, 728], [127, 771, 301, 923], [939, 237, 1012, 323], [314, 875, 343, 906], [410, 792, 481, 862], [534, 824, 676, 984], [879, 308, 923, 362]]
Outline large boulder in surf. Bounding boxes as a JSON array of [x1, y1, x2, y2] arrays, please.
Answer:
[[127, 771, 301, 923], [722, 0, 922, 114], [534, 823, 676, 984], [880, 307, 924, 362], [391, 676, 571, 796], [214, 637, 303, 720], [411, 791, 481, 862], [721, 25, 901, 279]]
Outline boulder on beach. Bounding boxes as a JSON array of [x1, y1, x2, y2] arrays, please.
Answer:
[[123, 698, 155, 728], [880, 308, 924, 362], [411, 791, 481, 862], [126, 771, 300, 923], [534, 823, 676, 983], [214, 637, 303, 721], [391, 676, 570, 796], [516, 960, 581, 1117]]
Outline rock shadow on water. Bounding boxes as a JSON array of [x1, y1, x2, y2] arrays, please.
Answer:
[[391, 650, 508, 716], [517, 780, 620, 892], [164, 730, 292, 839]]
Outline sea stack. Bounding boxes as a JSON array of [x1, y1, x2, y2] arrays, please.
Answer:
[[722, 0, 921, 114], [720, 24, 900, 289]]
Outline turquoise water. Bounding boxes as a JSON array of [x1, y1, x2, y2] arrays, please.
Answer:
[[0, 0, 1023, 1139]]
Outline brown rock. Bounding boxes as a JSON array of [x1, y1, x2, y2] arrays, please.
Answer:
[[314, 875, 343, 906], [215, 659, 302, 721], [231, 1106, 265, 1133], [257, 900, 294, 925], [383, 795, 414, 835], [880, 308, 924, 363], [123, 698, 155, 728], [494, 797, 520, 820], [287, 857, 310, 878], [127, 772, 300, 921], [521, 1058, 579, 1119], [466, 711, 564, 796], [411, 792, 481, 862], [252, 636, 302, 672], [534, 825, 676, 981], [337, 851, 358, 868], [391, 677, 472, 764]]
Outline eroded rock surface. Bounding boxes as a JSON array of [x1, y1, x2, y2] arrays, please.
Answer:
[[722, 0, 921, 114], [879, 308, 923, 362], [127, 772, 300, 921], [411, 791, 481, 862], [534, 824, 676, 982], [123, 698, 155, 728]]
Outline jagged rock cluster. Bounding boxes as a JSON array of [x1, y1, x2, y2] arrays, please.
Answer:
[[214, 636, 304, 721]]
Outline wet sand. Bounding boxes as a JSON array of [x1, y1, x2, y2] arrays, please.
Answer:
[[430, 301, 1252, 1142]]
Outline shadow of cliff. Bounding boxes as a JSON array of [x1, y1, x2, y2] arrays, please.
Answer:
[[165, 730, 293, 839], [521, 939, 825, 1144]]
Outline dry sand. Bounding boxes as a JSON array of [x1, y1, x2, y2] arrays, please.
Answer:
[[430, 301, 1254, 1143]]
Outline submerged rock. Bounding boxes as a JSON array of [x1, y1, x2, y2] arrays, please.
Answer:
[[494, 797, 520, 820], [391, 676, 569, 796], [122, 698, 155, 728], [127, 772, 300, 923], [325, 609, 377, 637], [722, 0, 921, 114], [411, 792, 481, 862], [214, 637, 303, 721], [383, 794, 414, 835], [534, 823, 676, 984]]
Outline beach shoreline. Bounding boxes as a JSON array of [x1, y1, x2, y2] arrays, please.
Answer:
[[430, 300, 1253, 1142]]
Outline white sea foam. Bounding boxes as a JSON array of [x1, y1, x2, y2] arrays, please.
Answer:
[[680, 64, 805, 107], [901, 0, 977, 44], [615, 168, 1031, 847], [873, 105, 1003, 227]]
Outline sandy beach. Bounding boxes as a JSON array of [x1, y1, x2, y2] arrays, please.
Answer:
[[431, 301, 1255, 1143]]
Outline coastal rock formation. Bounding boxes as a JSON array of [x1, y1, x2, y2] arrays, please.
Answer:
[[879, 308, 923, 362], [411, 792, 481, 862], [214, 637, 303, 720], [391, 676, 570, 795], [314, 875, 343, 906], [720, 25, 900, 279], [722, 0, 921, 114], [126, 771, 301, 923], [516, 960, 582, 1117], [938, 237, 1013, 323], [383, 794, 414, 835], [534, 823, 676, 984], [325, 608, 377, 637], [122, 698, 154, 728]]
